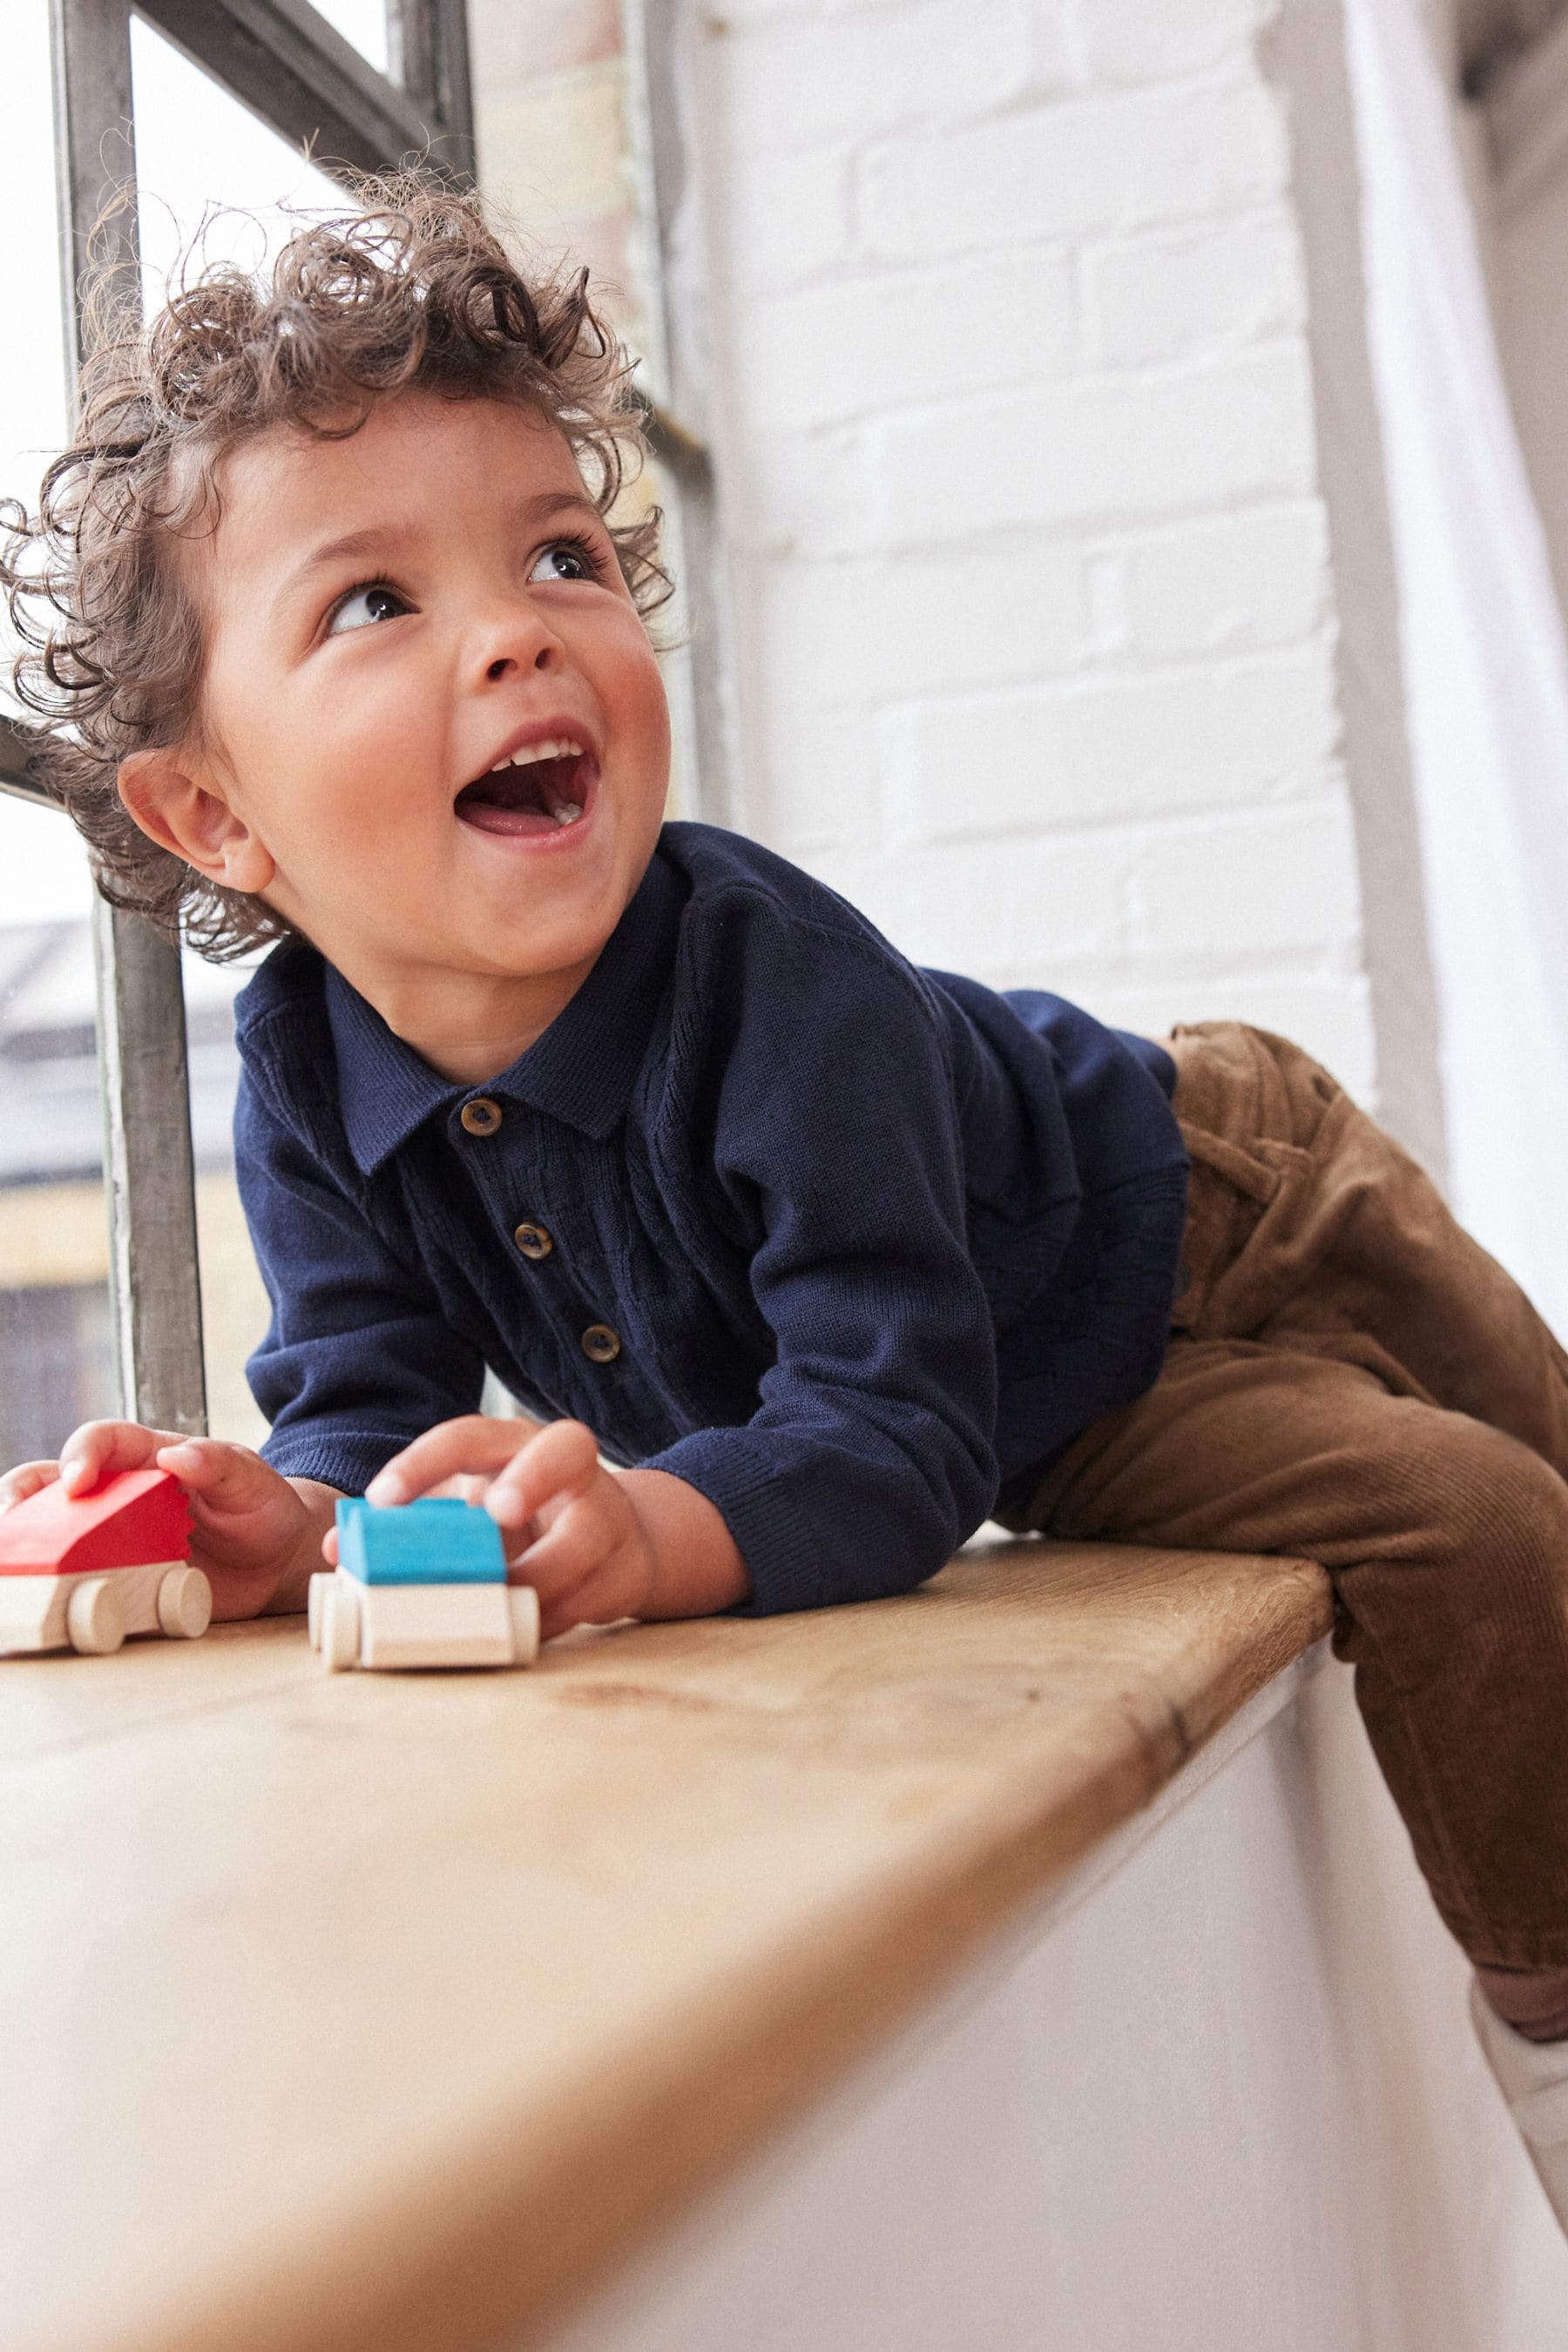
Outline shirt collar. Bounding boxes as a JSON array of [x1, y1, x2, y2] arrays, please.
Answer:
[[327, 847, 687, 1176]]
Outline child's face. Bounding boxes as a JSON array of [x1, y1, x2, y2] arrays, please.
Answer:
[[139, 390, 671, 1058]]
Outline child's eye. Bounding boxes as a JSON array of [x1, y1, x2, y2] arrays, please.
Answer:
[[530, 537, 605, 585], [326, 582, 409, 636]]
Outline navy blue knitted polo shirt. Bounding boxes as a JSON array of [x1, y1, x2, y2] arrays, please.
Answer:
[[233, 821, 1190, 1613]]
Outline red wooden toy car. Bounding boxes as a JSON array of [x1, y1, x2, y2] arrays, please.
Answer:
[[0, 1467, 209, 1657]]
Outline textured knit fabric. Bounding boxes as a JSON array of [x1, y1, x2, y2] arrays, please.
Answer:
[[998, 1020, 1568, 1978], [233, 821, 1190, 1614]]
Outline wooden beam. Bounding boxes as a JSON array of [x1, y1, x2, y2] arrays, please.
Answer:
[[0, 1538, 1333, 2352]]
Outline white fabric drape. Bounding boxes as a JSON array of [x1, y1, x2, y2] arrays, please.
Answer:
[[1348, 0, 1568, 1340]]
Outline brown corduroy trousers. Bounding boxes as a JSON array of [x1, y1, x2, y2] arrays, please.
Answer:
[[1002, 1021, 1568, 2037]]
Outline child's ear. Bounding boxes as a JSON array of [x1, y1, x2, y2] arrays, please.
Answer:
[[117, 748, 276, 896]]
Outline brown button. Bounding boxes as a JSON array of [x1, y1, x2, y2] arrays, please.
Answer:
[[460, 1096, 503, 1137], [514, 1221, 554, 1261], [580, 1322, 621, 1364]]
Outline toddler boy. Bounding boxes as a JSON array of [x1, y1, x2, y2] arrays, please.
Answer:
[[5, 187, 1568, 2226]]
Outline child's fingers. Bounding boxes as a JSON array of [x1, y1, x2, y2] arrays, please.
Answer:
[[58, 1420, 184, 1496], [509, 1478, 651, 1632], [416, 1473, 493, 1507], [537, 1558, 639, 1642], [0, 1460, 62, 1511], [153, 1439, 276, 1513], [367, 1415, 539, 1506], [484, 1420, 599, 1531], [510, 1492, 615, 1594]]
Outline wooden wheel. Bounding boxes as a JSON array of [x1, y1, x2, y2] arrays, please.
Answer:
[[157, 1567, 212, 1640], [66, 1578, 125, 1656], [307, 1572, 334, 1652], [321, 1578, 361, 1673], [508, 1585, 541, 1666]]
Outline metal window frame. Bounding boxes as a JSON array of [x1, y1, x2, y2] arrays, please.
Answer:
[[3, 0, 727, 1435], [135, 0, 474, 182], [0, 0, 476, 1437]]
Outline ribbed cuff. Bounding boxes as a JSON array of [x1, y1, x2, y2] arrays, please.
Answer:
[[260, 1433, 410, 1497], [640, 1429, 839, 1615]]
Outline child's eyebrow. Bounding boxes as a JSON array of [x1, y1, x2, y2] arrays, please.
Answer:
[[286, 526, 398, 594], [284, 491, 605, 603]]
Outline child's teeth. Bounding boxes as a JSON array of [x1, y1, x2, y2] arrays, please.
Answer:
[[553, 802, 581, 826], [488, 738, 582, 774]]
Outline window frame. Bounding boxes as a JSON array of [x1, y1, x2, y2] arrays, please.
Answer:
[[0, 0, 476, 1442], [0, 0, 724, 1443]]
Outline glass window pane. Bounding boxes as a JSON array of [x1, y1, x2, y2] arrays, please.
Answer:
[[131, 14, 354, 305], [1, 0, 71, 717], [0, 3, 69, 501], [311, 0, 390, 77], [0, 12, 116, 1465], [0, 805, 116, 1462]]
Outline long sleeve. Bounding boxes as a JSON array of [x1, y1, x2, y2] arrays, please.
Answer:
[[644, 910, 1001, 1613]]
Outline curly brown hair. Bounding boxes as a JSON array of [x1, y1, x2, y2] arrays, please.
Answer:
[[1, 179, 670, 961]]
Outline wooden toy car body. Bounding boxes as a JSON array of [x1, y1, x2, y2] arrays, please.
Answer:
[[308, 1497, 539, 1673], [0, 1468, 208, 1657]]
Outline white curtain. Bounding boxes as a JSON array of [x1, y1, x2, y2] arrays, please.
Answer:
[[1347, 0, 1568, 1341]]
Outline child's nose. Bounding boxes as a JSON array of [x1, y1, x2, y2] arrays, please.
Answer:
[[486, 649, 555, 680], [476, 605, 564, 684]]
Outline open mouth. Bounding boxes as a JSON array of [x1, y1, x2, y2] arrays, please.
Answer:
[[455, 738, 597, 838]]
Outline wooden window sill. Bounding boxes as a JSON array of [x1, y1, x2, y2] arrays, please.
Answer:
[[1, 1536, 1331, 2352]]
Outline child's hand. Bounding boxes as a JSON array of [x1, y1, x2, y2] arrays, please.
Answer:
[[364, 1416, 659, 1642], [0, 1421, 330, 1622], [363, 1416, 752, 1639]]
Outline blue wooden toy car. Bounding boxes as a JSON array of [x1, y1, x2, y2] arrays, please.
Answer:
[[308, 1497, 539, 1673]]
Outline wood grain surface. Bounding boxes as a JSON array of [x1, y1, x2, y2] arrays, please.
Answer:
[[0, 1536, 1331, 2352]]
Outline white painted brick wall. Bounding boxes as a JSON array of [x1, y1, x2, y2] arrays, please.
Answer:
[[689, 0, 1402, 1106], [1083, 213, 1308, 368], [858, 78, 1288, 257]]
